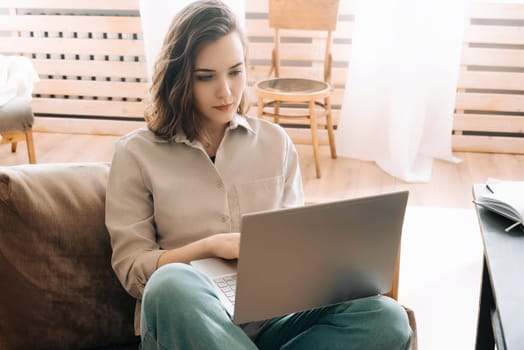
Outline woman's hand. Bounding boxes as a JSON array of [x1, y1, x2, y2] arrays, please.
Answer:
[[207, 232, 240, 260], [157, 232, 240, 268]]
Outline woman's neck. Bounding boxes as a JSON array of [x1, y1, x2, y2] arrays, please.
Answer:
[[200, 124, 227, 157]]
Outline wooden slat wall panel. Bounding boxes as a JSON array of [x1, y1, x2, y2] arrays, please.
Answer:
[[32, 59, 147, 79], [0, 0, 139, 10], [0, 0, 148, 133], [461, 48, 524, 67], [458, 71, 524, 91], [1, 37, 146, 56], [34, 80, 148, 99], [0, 15, 142, 33], [34, 117, 145, 136], [454, 114, 524, 133], [456, 93, 524, 113], [31, 98, 145, 118], [464, 25, 524, 45], [454, 1, 524, 154], [452, 134, 524, 153]]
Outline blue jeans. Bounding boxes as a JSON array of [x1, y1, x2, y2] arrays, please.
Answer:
[[140, 263, 413, 350]]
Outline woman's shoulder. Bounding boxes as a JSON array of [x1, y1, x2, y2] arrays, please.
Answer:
[[243, 115, 290, 140], [117, 127, 166, 147], [114, 127, 170, 158]]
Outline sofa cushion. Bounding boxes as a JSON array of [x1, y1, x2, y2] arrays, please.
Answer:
[[0, 163, 139, 350]]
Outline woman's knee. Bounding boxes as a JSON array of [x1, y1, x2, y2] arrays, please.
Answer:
[[143, 263, 211, 310], [368, 296, 413, 348], [332, 296, 412, 348]]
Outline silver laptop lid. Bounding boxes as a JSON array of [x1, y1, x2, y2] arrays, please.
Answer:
[[233, 191, 409, 324]]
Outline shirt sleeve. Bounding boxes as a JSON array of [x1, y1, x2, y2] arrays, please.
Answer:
[[282, 134, 305, 207], [105, 139, 165, 299]]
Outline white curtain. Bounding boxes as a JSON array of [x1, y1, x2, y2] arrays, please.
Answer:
[[139, 0, 245, 83], [335, 0, 470, 183]]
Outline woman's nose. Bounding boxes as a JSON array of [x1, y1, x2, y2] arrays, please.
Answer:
[[216, 77, 232, 98]]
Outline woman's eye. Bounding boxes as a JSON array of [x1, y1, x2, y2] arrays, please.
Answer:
[[229, 70, 242, 76], [196, 74, 213, 81]]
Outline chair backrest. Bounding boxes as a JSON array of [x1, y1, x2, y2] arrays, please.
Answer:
[[268, 0, 340, 82]]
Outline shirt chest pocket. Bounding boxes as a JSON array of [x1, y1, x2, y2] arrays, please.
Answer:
[[235, 176, 284, 214]]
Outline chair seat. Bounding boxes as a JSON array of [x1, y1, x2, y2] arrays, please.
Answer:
[[256, 78, 330, 99], [0, 97, 34, 133]]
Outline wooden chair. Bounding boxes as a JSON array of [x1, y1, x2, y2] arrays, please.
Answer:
[[255, 0, 339, 178], [0, 97, 36, 164]]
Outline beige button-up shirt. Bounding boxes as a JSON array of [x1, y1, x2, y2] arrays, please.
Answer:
[[105, 114, 304, 334]]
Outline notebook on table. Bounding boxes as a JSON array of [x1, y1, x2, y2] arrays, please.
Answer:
[[190, 190, 409, 325], [473, 178, 524, 232]]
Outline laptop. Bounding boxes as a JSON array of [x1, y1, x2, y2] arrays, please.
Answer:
[[190, 190, 409, 325]]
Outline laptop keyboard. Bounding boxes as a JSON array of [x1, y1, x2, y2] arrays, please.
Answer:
[[213, 274, 237, 305]]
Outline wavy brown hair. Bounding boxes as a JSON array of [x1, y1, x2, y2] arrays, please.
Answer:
[[145, 0, 248, 142]]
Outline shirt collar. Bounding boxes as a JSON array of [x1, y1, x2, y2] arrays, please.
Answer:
[[157, 114, 255, 145], [228, 114, 255, 134]]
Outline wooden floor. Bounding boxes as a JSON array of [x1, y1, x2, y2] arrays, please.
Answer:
[[2, 132, 524, 350], [2, 132, 523, 205]]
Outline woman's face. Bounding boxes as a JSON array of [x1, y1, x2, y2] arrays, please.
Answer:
[[192, 32, 246, 129]]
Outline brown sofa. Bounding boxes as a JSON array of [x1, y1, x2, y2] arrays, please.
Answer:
[[0, 162, 417, 350], [0, 163, 139, 350]]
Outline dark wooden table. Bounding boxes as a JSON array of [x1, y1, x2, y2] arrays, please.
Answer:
[[473, 184, 524, 350]]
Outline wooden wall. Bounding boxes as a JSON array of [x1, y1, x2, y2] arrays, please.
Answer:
[[454, 2, 524, 153], [0, 0, 148, 135], [1, 0, 522, 153]]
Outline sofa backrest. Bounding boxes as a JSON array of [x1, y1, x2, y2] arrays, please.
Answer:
[[0, 162, 138, 349]]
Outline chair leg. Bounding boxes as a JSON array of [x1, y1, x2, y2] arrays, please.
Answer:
[[25, 130, 36, 164], [309, 100, 321, 179], [11, 141, 18, 153], [274, 101, 280, 124], [257, 96, 264, 119], [383, 245, 401, 301], [325, 96, 337, 159]]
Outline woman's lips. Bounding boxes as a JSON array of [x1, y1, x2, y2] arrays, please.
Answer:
[[214, 104, 232, 112]]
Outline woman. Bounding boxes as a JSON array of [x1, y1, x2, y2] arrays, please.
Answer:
[[106, 1, 413, 349]]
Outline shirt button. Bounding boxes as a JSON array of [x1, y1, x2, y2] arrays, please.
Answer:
[[221, 215, 229, 223], [216, 180, 223, 189]]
